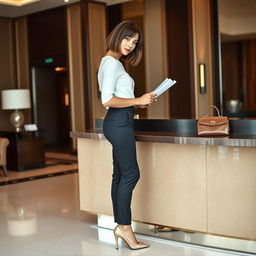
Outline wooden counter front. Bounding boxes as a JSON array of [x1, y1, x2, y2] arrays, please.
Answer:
[[71, 131, 256, 240]]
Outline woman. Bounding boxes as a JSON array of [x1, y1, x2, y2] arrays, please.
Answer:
[[97, 20, 156, 250]]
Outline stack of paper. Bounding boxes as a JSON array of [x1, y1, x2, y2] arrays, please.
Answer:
[[153, 78, 176, 97]]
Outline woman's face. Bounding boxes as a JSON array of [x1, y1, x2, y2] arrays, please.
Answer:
[[120, 33, 139, 56]]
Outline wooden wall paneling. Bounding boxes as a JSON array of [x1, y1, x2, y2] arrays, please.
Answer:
[[211, 0, 223, 113], [122, 1, 147, 118], [15, 17, 29, 90], [127, 15, 147, 119], [80, 0, 93, 131], [88, 2, 107, 123], [191, 0, 214, 118], [0, 18, 17, 131], [15, 16, 32, 124], [67, 3, 86, 149], [243, 40, 256, 111], [221, 42, 242, 107], [0, 18, 16, 89], [165, 0, 193, 118], [144, 0, 169, 119]]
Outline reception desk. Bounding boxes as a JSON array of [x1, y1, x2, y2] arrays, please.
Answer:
[[71, 123, 256, 253]]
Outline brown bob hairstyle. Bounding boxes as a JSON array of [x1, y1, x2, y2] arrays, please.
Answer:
[[106, 20, 143, 66]]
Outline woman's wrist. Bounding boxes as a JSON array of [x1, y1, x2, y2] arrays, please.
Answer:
[[104, 96, 141, 108], [133, 97, 141, 106]]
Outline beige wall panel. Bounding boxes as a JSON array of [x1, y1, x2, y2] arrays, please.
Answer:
[[78, 139, 207, 231], [191, 0, 214, 118], [207, 146, 256, 239], [0, 18, 16, 130], [88, 3, 107, 122], [144, 0, 169, 119], [78, 138, 113, 215], [134, 142, 207, 231], [67, 5, 86, 149]]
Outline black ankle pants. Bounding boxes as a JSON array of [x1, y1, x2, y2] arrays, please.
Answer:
[[103, 107, 140, 225]]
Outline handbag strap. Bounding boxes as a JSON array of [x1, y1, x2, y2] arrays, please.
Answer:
[[211, 105, 221, 117], [203, 105, 221, 117]]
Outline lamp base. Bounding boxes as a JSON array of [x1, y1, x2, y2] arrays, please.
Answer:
[[10, 110, 24, 132]]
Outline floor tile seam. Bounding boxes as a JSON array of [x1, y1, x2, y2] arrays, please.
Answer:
[[37, 213, 89, 224], [0, 168, 77, 181], [42, 220, 81, 255], [0, 169, 78, 187], [0, 168, 78, 182], [0, 162, 78, 175]]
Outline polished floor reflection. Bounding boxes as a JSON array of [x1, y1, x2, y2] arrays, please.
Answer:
[[0, 173, 247, 256]]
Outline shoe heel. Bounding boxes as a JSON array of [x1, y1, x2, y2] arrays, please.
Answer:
[[114, 235, 119, 249]]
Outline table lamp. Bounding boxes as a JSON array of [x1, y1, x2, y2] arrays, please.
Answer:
[[1, 89, 31, 132]]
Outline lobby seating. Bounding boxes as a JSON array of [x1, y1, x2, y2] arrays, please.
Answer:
[[0, 138, 9, 176]]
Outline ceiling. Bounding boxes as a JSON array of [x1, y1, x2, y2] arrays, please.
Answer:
[[218, 0, 256, 38], [0, 0, 131, 18], [218, 0, 256, 19]]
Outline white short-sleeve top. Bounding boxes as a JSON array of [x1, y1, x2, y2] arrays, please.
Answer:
[[97, 56, 135, 105]]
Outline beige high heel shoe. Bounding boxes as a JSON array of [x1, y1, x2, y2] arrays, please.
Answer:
[[114, 225, 149, 250]]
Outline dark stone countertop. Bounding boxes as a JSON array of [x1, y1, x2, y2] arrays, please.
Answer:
[[70, 131, 256, 147]]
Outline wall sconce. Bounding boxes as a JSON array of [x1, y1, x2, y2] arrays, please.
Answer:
[[64, 93, 69, 106], [199, 63, 206, 94], [1, 89, 31, 132]]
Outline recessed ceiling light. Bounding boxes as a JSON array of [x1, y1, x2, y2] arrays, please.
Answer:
[[64, 0, 70, 3], [0, 0, 39, 6]]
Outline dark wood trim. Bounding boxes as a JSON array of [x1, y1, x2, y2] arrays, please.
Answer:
[[80, 0, 93, 131], [187, 0, 195, 118], [165, 0, 193, 118], [106, 4, 122, 34], [12, 19, 18, 89], [211, 0, 223, 114]]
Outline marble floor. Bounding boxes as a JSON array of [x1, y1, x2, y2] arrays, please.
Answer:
[[0, 164, 250, 256]]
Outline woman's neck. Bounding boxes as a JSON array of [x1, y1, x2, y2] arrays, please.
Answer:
[[105, 50, 121, 60]]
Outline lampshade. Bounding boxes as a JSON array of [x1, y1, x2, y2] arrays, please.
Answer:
[[1, 89, 31, 110]]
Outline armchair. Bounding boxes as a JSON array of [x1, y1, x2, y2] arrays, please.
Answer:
[[0, 138, 9, 176]]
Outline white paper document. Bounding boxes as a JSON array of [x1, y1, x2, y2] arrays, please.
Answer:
[[153, 78, 176, 97]]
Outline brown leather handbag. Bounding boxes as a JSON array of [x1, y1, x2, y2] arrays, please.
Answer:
[[197, 105, 229, 136]]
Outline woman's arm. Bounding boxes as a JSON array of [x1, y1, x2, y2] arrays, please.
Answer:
[[135, 104, 149, 109], [103, 92, 156, 108]]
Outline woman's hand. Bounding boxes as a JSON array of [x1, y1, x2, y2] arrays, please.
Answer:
[[137, 92, 157, 106]]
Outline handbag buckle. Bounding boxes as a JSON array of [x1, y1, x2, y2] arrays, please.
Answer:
[[210, 120, 216, 125]]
